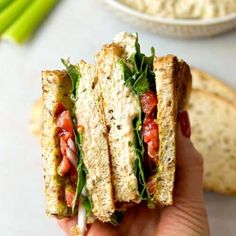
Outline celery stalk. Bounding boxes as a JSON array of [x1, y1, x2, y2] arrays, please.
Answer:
[[2, 0, 59, 43], [0, 0, 32, 34], [0, 0, 14, 12]]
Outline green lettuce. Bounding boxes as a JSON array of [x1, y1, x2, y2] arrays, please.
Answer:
[[61, 58, 80, 101], [120, 36, 155, 204], [110, 211, 126, 227]]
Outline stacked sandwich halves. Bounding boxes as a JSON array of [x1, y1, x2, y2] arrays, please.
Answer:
[[41, 32, 192, 233]]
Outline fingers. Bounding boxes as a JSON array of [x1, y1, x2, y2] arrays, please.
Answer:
[[175, 111, 204, 201]]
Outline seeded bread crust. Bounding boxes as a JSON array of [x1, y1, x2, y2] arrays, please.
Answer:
[[42, 70, 73, 218], [153, 55, 192, 205]]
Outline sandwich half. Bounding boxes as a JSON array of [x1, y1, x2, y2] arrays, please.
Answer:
[[41, 60, 115, 231], [96, 32, 192, 206], [41, 32, 192, 234]]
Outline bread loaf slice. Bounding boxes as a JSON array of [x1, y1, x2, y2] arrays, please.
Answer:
[[96, 33, 141, 203], [42, 70, 73, 218], [75, 61, 115, 222], [153, 55, 192, 205], [189, 89, 236, 195]]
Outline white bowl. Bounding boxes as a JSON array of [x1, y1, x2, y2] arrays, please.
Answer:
[[102, 0, 236, 38]]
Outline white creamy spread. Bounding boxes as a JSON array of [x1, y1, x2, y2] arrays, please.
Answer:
[[119, 0, 236, 19]]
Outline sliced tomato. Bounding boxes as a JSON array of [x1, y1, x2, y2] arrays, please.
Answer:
[[143, 112, 155, 125], [147, 177, 157, 196], [56, 104, 77, 179], [65, 188, 75, 208], [142, 114, 159, 160], [142, 120, 158, 144], [139, 90, 157, 114], [55, 103, 66, 117], [148, 141, 159, 159], [58, 156, 71, 176], [57, 111, 74, 138]]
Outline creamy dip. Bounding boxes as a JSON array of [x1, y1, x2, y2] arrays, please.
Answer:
[[119, 0, 236, 19]]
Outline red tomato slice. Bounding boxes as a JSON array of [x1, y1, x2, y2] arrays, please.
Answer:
[[58, 156, 71, 176], [148, 140, 159, 159], [57, 111, 74, 139], [55, 103, 66, 117], [142, 115, 159, 159], [142, 120, 158, 144], [139, 90, 157, 114], [65, 189, 75, 208], [147, 177, 157, 196]]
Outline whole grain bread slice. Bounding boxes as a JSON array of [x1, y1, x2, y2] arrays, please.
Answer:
[[96, 37, 141, 204], [75, 61, 115, 222], [42, 70, 73, 218], [189, 89, 236, 195], [153, 55, 192, 205]]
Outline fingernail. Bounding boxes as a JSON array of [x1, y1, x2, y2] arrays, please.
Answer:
[[179, 111, 191, 138]]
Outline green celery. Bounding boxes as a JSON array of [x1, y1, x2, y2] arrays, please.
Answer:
[[0, 0, 13, 12], [2, 0, 59, 43], [0, 0, 32, 34]]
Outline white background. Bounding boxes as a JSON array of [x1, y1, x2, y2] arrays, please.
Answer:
[[0, 0, 236, 235]]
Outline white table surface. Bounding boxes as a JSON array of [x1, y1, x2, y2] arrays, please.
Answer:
[[0, 0, 236, 235]]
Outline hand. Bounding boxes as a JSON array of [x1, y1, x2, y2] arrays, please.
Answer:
[[58, 111, 210, 236]]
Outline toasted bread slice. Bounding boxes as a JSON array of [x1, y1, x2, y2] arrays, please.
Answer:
[[189, 89, 236, 195], [75, 61, 115, 222], [153, 55, 192, 205], [191, 68, 236, 103], [42, 70, 73, 218], [96, 33, 141, 203]]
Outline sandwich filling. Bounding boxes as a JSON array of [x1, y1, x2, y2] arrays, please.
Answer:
[[119, 35, 159, 203], [54, 60, 92, 218], [55, 103, 78, 208]]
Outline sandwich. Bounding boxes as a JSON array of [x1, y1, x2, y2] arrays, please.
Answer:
[[42, 62, 115, 234], [41, 32, 192, 234]]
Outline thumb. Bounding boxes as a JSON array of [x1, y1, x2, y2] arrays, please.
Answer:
[[175, 111, 204, 202]]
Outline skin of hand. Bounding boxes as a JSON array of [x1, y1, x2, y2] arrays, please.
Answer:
[[58, 111, 210, 236]]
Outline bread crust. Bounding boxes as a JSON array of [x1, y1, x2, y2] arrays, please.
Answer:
[[191, 68, 236, 103], [42, 70, 73, 218], [153, 55, 192, 205]]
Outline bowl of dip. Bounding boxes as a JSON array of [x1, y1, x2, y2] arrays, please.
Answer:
[[102, 0, 236, 38]]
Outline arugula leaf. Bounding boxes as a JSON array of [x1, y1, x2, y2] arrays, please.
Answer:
[[132, 108, 151, 202], [119, 37, 155, 96], [61, 58, 81, 101], [110, 211, 126, 227], [120, 35, 155, 203], [71, 132, 86, 213], [81, 195, 92, 217]]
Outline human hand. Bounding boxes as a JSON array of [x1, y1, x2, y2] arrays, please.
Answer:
[[58, 111, 210, 236]]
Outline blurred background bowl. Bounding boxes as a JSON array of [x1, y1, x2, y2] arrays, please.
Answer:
[[102, 0, 236, 38]]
